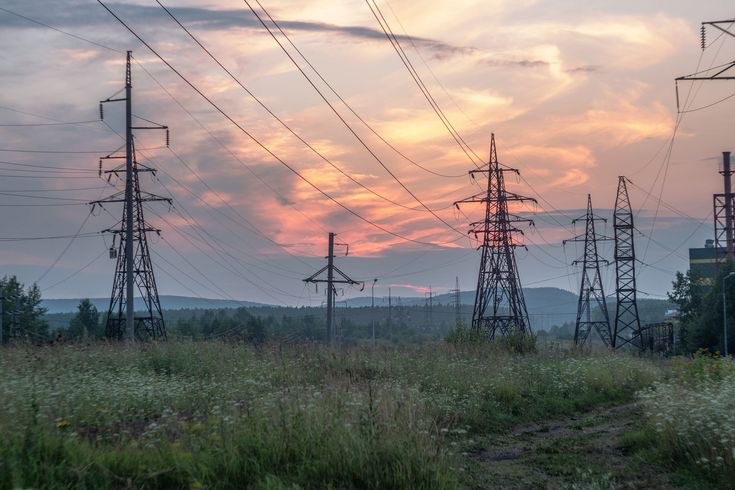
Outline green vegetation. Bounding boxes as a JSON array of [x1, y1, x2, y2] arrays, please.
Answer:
[[669, 264, 735, 353], [632, 352, 735, 487], [0, 341, 660, 488], [0, 275, 48, 343]]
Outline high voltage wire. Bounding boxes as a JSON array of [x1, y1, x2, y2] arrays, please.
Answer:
[[35, 210, 94, 285], [145, 205, 303, 304], [155, 0, 458, 215], [41, 250, 106, 293], [0, 146, 165, 154], [382, 1, 489, 142], [362, 0, 484, 168], [0, 6, 123, 54], [238, 0, 467, 236], [0, 233, 100, 242], [246, 0, 465, 179], [0, 2, 484, 302], [0, 119, 100, 127], [636, 29, 726, 265], [131, 58, 331, 236], [96, 0, 456, 248]]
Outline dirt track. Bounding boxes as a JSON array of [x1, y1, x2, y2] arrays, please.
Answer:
[[464, 403, 681, 489]]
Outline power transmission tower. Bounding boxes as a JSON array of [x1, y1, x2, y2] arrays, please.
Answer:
[[613, 177, 642, 349], [714, 152, 735, 264], [450, 276, 461, 327], [424, 286, 436, 327], [454, 134, 536, 339], [677, 21, 735, 265], [91, 51, 171, 342], [564, 195, 613, 346], [303, 232, 363, 344], [675, 19, 735, 107], [388, 287, 392, 325]]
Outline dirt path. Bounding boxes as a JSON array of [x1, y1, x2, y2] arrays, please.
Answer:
[[463, 403, 680, 489]]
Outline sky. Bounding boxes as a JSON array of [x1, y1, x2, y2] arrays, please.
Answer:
[[0, 0, 733, 307]]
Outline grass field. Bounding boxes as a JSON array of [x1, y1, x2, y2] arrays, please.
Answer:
[[0, 342, 735, 488], [0, 341, 724, 488]]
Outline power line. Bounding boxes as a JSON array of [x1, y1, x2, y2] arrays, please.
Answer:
[[35, 210, 94, 285], [363, 0, 483, 168], [0, 119, 101, 127], [131, 57, 331, 236], [41, 250, 106, 293], [0, 160, 98, 172], [240, 0, 467, 237], [155, 0, 456, 214], [0, 233, 99, 242], [96, 0, 455, 248], [0, 146, 165, 154], [247, 0, 465, 179], [0, 6, 123, 53]]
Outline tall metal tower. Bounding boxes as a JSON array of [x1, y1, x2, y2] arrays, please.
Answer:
[[714, 152, 735, 264], [450, 276, 461, 327], [303, 232, 362, 344], [677, 20, 735, 265], [613, 177, 642, 348], [91, 51, 171, 342], [454, 134, 536, 339], [564, 195, 613, 346]]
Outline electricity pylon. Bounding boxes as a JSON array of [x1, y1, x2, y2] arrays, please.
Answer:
[[91, 51, 171, 342], [303, 232, 363, 344], [613, 177, 642, 349], [564, 194, 613, 346], [677, 20, 735, 266], [450, 276, 461, 327], [454, 134, 536, 339]]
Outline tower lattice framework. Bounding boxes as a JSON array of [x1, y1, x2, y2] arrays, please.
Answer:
[[565, 194, 613, 346], [613, 176, 641, 348], [454, 134, 536, 339], [91, 51, 171, 341]]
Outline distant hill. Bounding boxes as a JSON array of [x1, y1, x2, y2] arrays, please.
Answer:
[[339, 287, 579, 330], [41, 295, 265, 314]]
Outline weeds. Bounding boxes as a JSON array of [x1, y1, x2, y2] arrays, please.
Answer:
[[637, 352, 735, 486], [0, 342, 660, 488]]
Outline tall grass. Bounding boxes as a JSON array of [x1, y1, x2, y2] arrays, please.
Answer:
[[637, 352, 735, 485], [0, 341, 660, 488]]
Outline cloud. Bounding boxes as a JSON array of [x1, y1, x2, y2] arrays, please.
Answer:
[[565, 65, 600, 73], [0, 1, 474, 59], [481, 57, 549, 68]]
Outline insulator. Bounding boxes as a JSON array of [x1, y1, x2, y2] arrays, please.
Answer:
[[99, 103, 104, 120], [701, 25, 706, 50], [109, 247, 117, 259], [98, 159, 102, 178], [165, 129, 170, 147]]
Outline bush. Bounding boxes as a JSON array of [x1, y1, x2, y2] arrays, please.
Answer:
[[637, 353, 735, 485]]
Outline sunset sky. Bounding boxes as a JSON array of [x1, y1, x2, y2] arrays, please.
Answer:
[[0, 0, 733, 306]]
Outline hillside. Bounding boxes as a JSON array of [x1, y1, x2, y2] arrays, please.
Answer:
[[41, 295, 265, 314]]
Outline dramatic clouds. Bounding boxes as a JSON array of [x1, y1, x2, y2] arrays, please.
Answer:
[[0, 0, 732, 303]]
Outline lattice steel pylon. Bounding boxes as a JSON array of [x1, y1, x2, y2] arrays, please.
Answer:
[[91, 51, 171, 342], [454, 134, 536, 339], [564, 195, 613, 346], [714, 152, 735, 265], [613, 176, 642, 349]]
